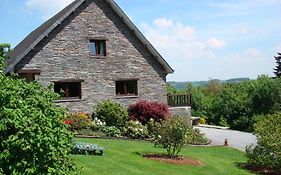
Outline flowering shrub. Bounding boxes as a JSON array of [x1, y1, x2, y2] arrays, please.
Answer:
[[92, 118, 106, 131], [95, 100, 128, 128], [128, 100, 171, 125], [122, 120, 149, 139], [146, 118, 161, 138], [154, 116, 193, 156], [64, 112, 92, 131]]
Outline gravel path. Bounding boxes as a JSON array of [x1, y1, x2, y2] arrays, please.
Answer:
[[194, 126, 257, 151]]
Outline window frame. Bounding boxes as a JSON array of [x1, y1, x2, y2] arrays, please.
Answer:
[[89, 39, 106, 57], [115, 79, 138, 97], [53, 79, 83, 100]]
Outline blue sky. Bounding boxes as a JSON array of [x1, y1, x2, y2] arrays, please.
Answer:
[[0, 0, 280, 81]]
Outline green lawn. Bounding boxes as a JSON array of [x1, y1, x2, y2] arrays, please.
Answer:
[[72, 138, 254, 175]]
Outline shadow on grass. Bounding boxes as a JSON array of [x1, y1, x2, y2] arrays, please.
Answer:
[[236, 163, 281, 175]]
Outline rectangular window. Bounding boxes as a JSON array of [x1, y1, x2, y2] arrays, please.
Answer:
[[89, 40, 106, 56], [116, 80, 138, 96], [54, 81, 82, 99]]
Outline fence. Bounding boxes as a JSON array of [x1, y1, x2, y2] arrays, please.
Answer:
[[167, 93, 192, 107]]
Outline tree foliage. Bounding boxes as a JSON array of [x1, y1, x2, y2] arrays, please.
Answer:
[[0, 43, 10, 71], [0, 74, 77, 174], [169, 76, 281, 131], [246, 112, 281, 169]]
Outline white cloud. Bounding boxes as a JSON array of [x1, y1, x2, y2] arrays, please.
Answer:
[[25, 0, 74, 19], [223, 48, 263, 62], [154, 18, 173, 28], [207, 38, 226, 49], [140, 18, 221, 63]]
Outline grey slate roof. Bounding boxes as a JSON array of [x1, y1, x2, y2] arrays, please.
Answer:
[[5, 0, 174, 74]]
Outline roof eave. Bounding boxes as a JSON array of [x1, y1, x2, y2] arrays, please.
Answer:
[[5, 0, 85, 74]]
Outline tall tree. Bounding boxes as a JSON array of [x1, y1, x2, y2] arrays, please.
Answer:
[[274, 53, 281, 78]]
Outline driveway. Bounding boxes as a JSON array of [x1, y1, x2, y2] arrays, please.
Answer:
[[194, 126, 257, 151]]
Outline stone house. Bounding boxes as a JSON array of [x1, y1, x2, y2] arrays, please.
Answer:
[[5, 0, 174, 112]]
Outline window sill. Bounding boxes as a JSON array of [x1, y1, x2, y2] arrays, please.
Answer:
[[54, 99, 83, 103], [89, 55, 107, 59], [116, 95, 138, 99]]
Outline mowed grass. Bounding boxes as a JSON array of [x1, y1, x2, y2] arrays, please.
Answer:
[[72, 138, 254, 175]]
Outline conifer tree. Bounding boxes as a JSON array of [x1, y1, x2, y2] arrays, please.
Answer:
[[274, 53, 281, 77]]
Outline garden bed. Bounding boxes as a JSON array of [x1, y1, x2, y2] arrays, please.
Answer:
[[143, 153, 204, 166]]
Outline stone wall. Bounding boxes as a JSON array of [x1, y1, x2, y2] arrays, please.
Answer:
[[169, 107, 192, 126], [15, 0, 168, 113]]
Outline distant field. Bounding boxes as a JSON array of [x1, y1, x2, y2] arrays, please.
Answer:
[[72, 138, 254, 175]]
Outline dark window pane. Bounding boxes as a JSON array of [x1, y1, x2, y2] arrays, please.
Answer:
[[116, 81, 125, 95], [126, 81, 136, 95], [54, 83, 67, 97], [99, 41, 105, 56], [54, 82, 81, 99], [68, 82, 80, 98], [116, 80, 137, 96]]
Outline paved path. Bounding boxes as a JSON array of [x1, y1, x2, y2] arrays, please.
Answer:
[[194, 126, 257, 151]]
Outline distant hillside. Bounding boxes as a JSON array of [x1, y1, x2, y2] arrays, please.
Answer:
[[168, 78, 251, 90]]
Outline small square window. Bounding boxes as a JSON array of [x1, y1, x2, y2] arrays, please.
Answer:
[[89, 40, 106, 56], [116, 80, 138, 96]]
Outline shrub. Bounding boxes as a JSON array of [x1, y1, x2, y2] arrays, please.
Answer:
[[0, 75, 77, 174], [154, 116, 193, 156], [64, 112, 92, 131], [128, 100, 170, 125], [95, 100, 128, 128], [246, 112, 281, 169], [146, 118, 161, 138], [198, 117, 206, 124], [191, 128, 209, 145], [102, 126, 122, 137], [91, 117, 106, 131], [122, 120, 149, 139]]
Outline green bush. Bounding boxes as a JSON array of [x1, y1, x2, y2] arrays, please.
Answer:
[[146, 118, 161, 138], [122, 120, 149, 139], [95, 100, 128, 128], [102, 126, 122, 137], [191, 128, 209, 145], [64, 112, 92, 131], [154, 116, 193, 156], [246, 112, 281, 169], [0, 75, 77, 174]]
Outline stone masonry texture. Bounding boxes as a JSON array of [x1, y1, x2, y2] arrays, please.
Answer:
[[15, 0, 168, 113]]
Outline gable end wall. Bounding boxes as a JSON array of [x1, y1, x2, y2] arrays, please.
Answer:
[[15, 0, 168, 113]]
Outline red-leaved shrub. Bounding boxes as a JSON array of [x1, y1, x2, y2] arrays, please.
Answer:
[[128, 100, 171, 124]]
